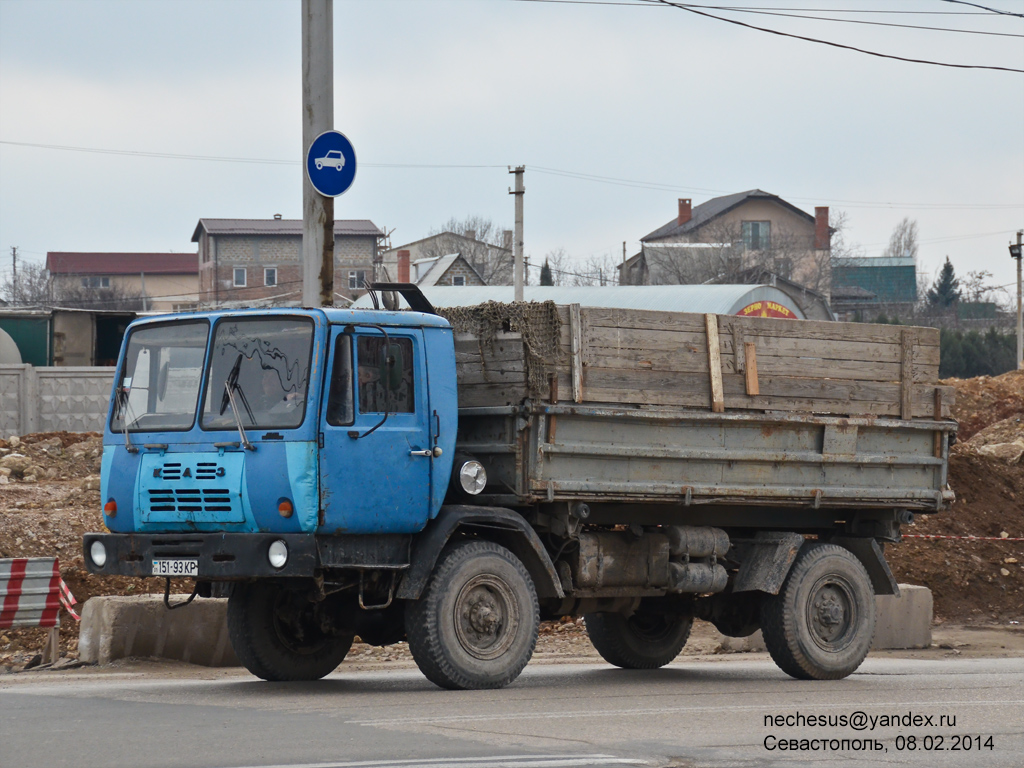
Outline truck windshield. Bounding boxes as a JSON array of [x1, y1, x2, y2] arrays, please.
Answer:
[[201, 317, 314, 431], [111, 321, 209, 432]]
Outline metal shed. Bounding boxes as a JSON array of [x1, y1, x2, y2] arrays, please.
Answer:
[[355, 285, 811, 318]]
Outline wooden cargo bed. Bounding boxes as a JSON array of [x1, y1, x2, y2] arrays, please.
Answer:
[[445, 303, 953, 420]]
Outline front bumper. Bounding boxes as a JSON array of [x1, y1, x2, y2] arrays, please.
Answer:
[[83, 533, 318, 579]]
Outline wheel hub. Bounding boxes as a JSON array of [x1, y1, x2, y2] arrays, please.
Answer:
[[809, 581, 853, 647], [453, 574, 520, 660], [468, 597, 500, 634]]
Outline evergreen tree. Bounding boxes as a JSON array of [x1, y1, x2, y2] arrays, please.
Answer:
[[539, 258, 554, 286], [927, 257, 960, 308]]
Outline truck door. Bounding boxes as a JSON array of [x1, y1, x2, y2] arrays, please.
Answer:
[[318, 326, 433, 534]]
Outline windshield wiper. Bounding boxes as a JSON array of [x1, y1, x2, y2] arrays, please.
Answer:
[[113, 386, 138, 453], [219, 353, 255, 451]]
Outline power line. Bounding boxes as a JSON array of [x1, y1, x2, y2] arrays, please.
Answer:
[[693, 6, 1024, 37], [937, 0, 1024, 18], [646, 1, 1024, 72], [3, 139, 1021, 211], [517, 0, 1024, 35], [515, 0, 1003, 14], [0, 141, 504, 169]]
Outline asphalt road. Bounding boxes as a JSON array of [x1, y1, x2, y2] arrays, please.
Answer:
[[2, 656, 1022, 768]]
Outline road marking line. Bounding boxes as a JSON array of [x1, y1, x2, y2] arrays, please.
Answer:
[[223, 756, 648, 768], [349, 699, 1024, 726]]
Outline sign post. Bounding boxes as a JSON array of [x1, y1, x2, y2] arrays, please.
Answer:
[[1011, 232, 1023, 370], [301, 0, 334, 308]]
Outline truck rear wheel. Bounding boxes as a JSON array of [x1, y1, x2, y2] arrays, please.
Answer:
[[585, 604, 693, 669], [405, 539, 539, 690], [760, 544, 875, 680], [227, 582, 353, 681]]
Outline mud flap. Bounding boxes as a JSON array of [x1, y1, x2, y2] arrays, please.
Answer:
[[830, 536, 900, 597], [732, 532, 805, 595]]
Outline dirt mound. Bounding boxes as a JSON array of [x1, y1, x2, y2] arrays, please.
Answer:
[[944, 368, 1024, 440], [888, 449, 1024, 624]]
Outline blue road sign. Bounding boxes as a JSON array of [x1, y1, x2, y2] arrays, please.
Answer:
[[306, 130, 356, 197]]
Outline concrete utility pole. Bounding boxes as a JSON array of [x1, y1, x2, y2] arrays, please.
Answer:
[[1013, 230, 1023, 369], [301, 0, 334, 307], [510, 166, 525, 301], [10, 246, 17, 298]]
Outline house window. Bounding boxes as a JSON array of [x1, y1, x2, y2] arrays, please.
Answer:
[[81, 276, 110, 288], [233, 268, 247, 287], [452, 275, 466, 286], [742, 221, 771, 251], [264, 268, 277, 287], [348, 270, 366, 290]]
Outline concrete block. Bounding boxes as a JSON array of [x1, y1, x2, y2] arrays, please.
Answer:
[[710, 584, 932, 653], [715, 629, 767, 653], [872, 584, 932, 650], [79, 595, 239, 667]]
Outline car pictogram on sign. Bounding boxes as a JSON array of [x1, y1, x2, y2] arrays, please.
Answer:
[[315, 150, 345, 171]]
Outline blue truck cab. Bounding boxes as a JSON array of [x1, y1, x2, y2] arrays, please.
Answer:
[[96, 307, 457, 541], [85, 303, 562, 688]]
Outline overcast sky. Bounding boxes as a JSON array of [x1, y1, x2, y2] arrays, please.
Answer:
[[1, 0, 1022, 298]]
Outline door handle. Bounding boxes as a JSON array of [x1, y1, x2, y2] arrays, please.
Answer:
[[410, 447, 443, 458]]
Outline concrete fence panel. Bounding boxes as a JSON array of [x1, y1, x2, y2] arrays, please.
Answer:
[[0, 365, 115, 435]]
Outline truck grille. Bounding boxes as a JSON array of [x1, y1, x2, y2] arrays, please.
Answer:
[[139, 452, 246, 524], [147, 488, 233, 514]]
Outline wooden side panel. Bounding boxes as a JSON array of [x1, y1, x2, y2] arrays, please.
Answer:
[[451, 305, 951, 420]]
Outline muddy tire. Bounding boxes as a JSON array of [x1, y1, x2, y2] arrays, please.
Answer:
[[405, 540, 539, 690], [585, 606, 693, 669], [760, 544, 875, 680], [227, 582, 353, 681]]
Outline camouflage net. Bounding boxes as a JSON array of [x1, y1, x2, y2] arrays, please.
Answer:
[[439, 301, 564, 395]]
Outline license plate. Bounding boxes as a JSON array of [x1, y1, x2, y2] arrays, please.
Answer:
[[152, 559, 199, 577]]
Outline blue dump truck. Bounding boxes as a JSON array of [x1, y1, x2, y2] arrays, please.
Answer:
[[84, 286, 957, 688]]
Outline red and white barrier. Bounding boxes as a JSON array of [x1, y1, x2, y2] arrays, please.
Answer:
[[0, 558, 79, 629]]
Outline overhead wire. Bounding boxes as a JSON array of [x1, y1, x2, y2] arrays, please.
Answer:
[[517, 0, 1024, 35], [2, 139, 1021, 212], [644, 0, 1024, 72], [936, 0, 1024, 18]]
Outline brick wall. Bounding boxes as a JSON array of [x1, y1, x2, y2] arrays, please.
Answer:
[[199, 234, 375, 306]]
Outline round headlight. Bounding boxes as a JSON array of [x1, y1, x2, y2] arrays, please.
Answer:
[[90, 540, 108, 568], [458, 460, 487, 495], [268, 539, 288, 569]]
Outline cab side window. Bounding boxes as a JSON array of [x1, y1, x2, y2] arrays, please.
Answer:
[[357, 336, 414, 414], [326, 335, 354, 426]]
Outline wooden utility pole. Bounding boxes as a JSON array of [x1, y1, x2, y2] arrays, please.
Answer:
[[1015, 230, 1023, 369], [510, 166, 525, 301], [301, 0, 334, 307]]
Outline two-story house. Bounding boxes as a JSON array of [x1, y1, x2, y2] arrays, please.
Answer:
[[45, 252, 199, 311], [193, 216, 384, 307], [621, 190, 832, 299]]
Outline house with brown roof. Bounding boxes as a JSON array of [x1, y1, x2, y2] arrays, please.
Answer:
[[192, 216, 384, 307], [45, 252, 198, 312], [621, 190, 832, 299]]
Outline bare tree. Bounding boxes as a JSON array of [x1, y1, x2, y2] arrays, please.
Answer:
[[0, 261, 51, 306], [53, 283, 145, 311], [424, 216, 513, 285], [881, 217, 919, 261], [0, 262, 144, 310], [537, 249, 621, 287], [643, 217, 832, 294]]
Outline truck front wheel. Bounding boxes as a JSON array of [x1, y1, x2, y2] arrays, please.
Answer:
[[227, 582, 353, 681], [760, 544, 876, 680], [405, 540, 540, 690], [585, 603, 693, 669]]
